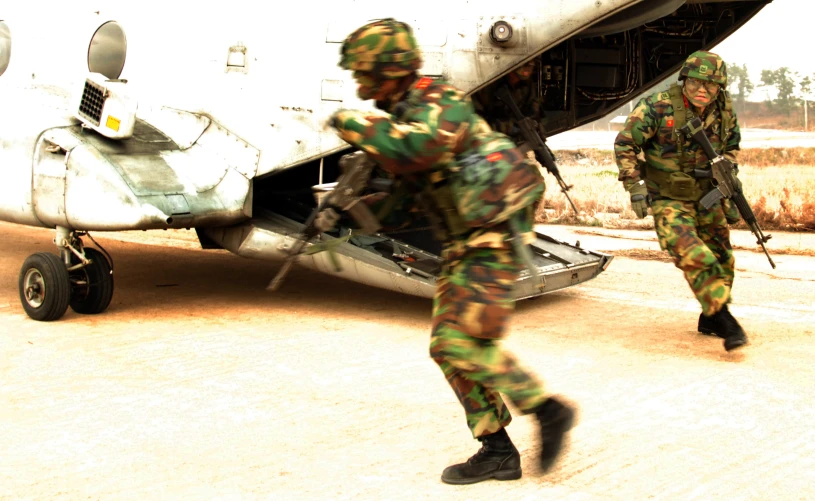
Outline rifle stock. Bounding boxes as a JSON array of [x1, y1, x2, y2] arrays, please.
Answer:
[[494, 86, 578, 214], [681, 116, 776, 269]]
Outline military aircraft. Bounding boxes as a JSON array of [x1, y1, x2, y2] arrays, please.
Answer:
[[0, 0, 772, 321]]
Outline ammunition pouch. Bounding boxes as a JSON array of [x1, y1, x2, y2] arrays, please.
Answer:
[[646, 166, 711, 202], [663, 171, 699, 201]]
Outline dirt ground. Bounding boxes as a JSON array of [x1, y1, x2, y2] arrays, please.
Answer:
[[1, 221, 815, 500]]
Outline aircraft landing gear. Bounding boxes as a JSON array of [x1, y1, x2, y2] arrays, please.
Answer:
[[18, 226, 114, 321]]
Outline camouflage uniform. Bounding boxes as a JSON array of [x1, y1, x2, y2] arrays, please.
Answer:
[[614, 51, 748, 351], [329, 19, 575, 484], [331, 55, 546, 440]]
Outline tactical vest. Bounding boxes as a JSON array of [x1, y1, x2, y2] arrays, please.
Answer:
[[389, 78, 470, 240], [644, 84, 734, 202]]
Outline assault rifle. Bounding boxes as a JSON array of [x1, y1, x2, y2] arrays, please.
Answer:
[[267, 150, 381, 291], [681, 116, 776, 269], [494, 85, 578, 214]]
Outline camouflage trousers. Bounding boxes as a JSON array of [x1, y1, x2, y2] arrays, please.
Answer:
[[429, 246, 546, 439], [651, 199, 735, 316]]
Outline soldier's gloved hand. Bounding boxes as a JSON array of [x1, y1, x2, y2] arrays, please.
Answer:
[[627, 181, 650, 219], [314, 207, 340, 232], [327, 109, 359, 131]]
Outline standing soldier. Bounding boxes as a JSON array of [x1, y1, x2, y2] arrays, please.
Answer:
[[614, 50, 748, 352], [472, 58, 578, 217], [325, 19, 576, 484], [472, 58, 543, 144]]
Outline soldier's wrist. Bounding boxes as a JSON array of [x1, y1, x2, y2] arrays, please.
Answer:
[[625, 179, 647, 194]]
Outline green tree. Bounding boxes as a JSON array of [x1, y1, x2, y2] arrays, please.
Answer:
[[727, 63, 754, 115], [761, 67, 798, 113], [760, 69, 775, 108], [800, 76, 812, 97]]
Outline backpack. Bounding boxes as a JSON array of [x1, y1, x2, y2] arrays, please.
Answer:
[[448, 127, 545, 228], [398, 77, 545, 231]]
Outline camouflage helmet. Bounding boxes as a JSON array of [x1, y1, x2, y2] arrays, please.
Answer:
[[339, 18, 423, 79], [679, 50, 727, 85]]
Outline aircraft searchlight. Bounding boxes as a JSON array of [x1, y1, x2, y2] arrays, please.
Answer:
[[72, 72, 136, 140]]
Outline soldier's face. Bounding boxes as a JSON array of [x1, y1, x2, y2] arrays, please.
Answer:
[[353, 71, 402, 103], [353, 71, 380, 100], [683, 77, 720, 107], [512, 60, 536, 81]]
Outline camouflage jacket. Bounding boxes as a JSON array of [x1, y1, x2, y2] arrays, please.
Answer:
[[614, 84, 741, 197], [330, 76, 535, 253], [472, 78, 546, 145]]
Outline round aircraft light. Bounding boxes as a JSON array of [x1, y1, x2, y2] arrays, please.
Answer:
[[88, 21, 127, 79], [0, 21, 11, 77], [490, 21, 513, 44]]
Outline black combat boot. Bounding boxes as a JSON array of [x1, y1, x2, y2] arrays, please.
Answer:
[[698, 312, 724, 337], [533, 396, 577, 472], [715, 305, 748, 351], [441, 427, 522, 485]]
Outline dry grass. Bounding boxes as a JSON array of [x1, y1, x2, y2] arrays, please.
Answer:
[[735, 148, 815, 167], [537, 147, 815, 232]]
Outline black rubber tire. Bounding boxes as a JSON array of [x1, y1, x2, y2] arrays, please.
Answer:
[[70, 248, 114, 315], [18, 252, 71, 321]]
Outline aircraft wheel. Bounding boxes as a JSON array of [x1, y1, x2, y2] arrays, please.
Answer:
[[69, 248, 114, 315], [18, 252, 71, 321]]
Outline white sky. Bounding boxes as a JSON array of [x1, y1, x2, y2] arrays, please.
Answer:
[[713, 0, 812, 92]]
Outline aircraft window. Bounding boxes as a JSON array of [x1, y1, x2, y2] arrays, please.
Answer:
[[0, 21, 10, 77], [87, 21, 126, 79]]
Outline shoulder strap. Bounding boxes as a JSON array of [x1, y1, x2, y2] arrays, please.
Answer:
[[393, 77, 436, 120], [668, 84, 689, 165], [718, 90, 734, 149], [668, 85, 686, 140], [406, 77, 435, 107]]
